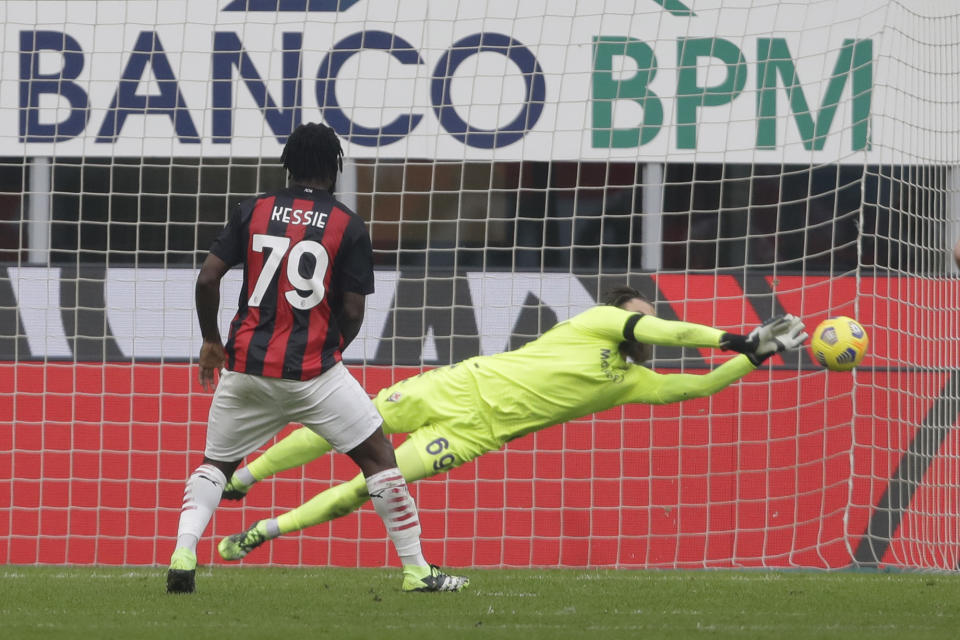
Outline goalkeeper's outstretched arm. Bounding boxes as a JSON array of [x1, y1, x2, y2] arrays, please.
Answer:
[[575, 305, 728, 349], [624, 315, 808, 404], [626, 310, 806, 366], [575, 304, 805, 365], [628, 353, 756, 405]]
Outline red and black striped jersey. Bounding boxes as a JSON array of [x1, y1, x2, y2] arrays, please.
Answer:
[[208, 185, 374, 381]]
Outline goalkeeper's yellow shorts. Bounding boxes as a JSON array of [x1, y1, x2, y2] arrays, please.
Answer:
[[373, 362, 503, 480]]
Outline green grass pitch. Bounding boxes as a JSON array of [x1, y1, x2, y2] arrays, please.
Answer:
[[2, 566, 959, 639]]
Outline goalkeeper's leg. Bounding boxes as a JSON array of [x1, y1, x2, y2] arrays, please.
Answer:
[[218, 427, 471, 592], [222, 426, 332, 499], [218, 425, 474, 559], [278, 434, 439, 533]]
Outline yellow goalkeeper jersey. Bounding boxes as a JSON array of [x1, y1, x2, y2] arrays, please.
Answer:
[[377, 305, 757, 447]]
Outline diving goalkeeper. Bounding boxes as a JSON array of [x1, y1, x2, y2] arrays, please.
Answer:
[[217, 286, 807, 561]]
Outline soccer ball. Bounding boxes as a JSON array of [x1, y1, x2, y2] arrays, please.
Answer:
[[809, 316, 869, 371]]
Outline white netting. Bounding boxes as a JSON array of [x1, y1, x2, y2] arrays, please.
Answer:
[[1, 0, 958, 569]]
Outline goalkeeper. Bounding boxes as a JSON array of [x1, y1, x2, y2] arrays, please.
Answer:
[[217, 286, 807, 561]]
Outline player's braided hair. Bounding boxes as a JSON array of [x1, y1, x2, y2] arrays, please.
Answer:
[[602, 285, 651, 308], [281, 122, 344, 184]]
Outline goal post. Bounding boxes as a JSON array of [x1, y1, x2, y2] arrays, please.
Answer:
[[2, 0, 959, 570]]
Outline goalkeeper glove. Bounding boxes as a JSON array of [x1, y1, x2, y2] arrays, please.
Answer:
[[721, 314, 808, 365]]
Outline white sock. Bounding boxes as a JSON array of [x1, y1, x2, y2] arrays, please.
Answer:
[[175, 464, 226, 553], [262, 518, 281, 539], [233, 466, 256, 489], [365, 468, 428, 567]]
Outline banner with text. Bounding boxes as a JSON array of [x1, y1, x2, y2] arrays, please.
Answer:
[[1, 0, 951, 162]]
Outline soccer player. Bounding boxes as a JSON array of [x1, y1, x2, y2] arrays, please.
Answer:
[[215, 287, 807, 561], [166, 122, 467, 594]]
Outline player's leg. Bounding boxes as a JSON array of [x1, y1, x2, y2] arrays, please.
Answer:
[[319, 366, 467, 591], [167, 455, 238, 594], [218, 424, 478, 557], [224, 362, 471, 499], [222, 381, 419, 499], [217, 426, 470, 592], [219, 438, 421, 560], [348, 428, 469, 592], [339, 429, 430, 581], [218, 420, 482, 593], [166, 371, 284, 594], [278, 431, 441, 536], [222, 426, 332, 499], [285, 363, 467, 590]]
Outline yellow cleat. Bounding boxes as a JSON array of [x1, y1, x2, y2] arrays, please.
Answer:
[[166, 548, 196, 594], [218, 520, 269, 561], [401, 564, 469, 592]]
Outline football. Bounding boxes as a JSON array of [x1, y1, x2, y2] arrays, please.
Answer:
[[809, 316, 869, 371]]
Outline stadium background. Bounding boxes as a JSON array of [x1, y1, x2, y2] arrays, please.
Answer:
[[2, 0, 959, 570]]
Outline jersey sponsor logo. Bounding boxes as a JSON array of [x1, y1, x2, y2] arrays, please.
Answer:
[[387, 392, 403, 403], [599, 348, 625, 384]]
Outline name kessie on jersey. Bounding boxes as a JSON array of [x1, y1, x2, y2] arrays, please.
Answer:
[[271, 205, 328, 228]]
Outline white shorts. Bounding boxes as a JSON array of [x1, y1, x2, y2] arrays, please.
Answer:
[[204, 362, 382, 461]]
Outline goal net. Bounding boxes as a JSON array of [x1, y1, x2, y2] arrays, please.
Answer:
[[2, 0, 959, 570]]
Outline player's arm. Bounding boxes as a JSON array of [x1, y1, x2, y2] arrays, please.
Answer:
[[631, 312, 807, 366], [338, 291, 365, 349], [627, 354, 758, 404], [196, 253, 230, 342], [625, 317, 807, 403], [196, 203, 244, 390], [574, 305, 725, 348], [195, 253, 231, 391], [630, 314, 726, 348], [578, 305, 761, 352], [334, 217, 375, 350]]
